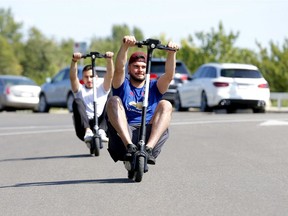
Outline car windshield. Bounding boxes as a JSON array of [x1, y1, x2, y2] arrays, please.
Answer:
[[2, 78, 36, 86], [151, 62, 189, 75], [221, 69, 263, 78]]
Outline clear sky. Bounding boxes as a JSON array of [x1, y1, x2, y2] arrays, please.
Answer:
[[1, 0, 287, 50]]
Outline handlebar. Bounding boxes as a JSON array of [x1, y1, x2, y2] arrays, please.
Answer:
[[72, 52, 107, 59], [135, 38, 179, 52]]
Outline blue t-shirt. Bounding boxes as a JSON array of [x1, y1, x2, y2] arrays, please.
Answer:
[[113, 78, 163, 125]]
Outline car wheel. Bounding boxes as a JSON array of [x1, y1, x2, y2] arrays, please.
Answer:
[[253, 108, 265, 113], [200, 91, 211, 112], [226, 108, 237, 114], [67, 93, 74, 112], [0, 102, 4, 112], [174, 92, 188, 112], [38, 94, 50, 113]]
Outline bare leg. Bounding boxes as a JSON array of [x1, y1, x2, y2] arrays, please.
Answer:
[[146, 100, 172, 149], [107, 96, 133, 148]]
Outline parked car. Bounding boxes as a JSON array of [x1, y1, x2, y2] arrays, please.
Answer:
[[126, 58, 191, 109], [176, 63, 270, 113], [38, 65, 106, 112], [0, 75, 41, 112]]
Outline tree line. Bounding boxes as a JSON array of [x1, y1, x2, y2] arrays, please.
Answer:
[[1, 8, 288, 92]]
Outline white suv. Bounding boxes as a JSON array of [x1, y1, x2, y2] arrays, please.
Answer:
[[176, 63, 270, 113]]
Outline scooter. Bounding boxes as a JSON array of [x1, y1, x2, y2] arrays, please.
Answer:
[[127, 39, 178, 182], [80, 51, 108, 156]]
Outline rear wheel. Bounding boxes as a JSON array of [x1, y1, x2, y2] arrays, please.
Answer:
[[67, 93, 74, 112], [174, 92, 189, 111], [38, 94, 50, 113], [200, 92, 211, 112], [253, 108, 265, 113]]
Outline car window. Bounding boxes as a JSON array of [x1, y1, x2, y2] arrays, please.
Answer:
[[63, 68, 70, 80], [192, 67, 205, 79], [205, 67, 217, 78], [52, 70, 66, 83], [221, 69, 263, 78], [2, 78, 36, 86], [150, 61, 189, 75], [96, 69, 106, 78]]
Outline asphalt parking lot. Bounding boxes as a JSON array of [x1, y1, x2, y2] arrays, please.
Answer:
[[1, 111, 288, 216]]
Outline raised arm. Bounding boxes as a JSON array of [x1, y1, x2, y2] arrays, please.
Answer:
[[70, 52, 82, 93], [113, 35, 136, 89], [157, 41, 179, 94], [102, 51, 114, 92]]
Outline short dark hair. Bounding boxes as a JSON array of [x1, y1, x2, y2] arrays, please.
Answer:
[[82, 65, 92, 75]]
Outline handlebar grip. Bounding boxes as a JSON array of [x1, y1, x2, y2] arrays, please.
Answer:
[[135, 41, 145, 47], [157, 44, 179, 52], [72, 53, 87, 59]]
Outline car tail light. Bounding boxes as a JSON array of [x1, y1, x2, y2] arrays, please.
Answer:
[[175, 73, 188, 81], [150, 73, 158, 80], [258, 83, 269, 88], [5, 87, 11, 94], [181, 74, 188, 81], [213, 82, 229, 87]]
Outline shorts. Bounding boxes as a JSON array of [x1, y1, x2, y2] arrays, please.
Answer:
[[107, 122, 169, 162]]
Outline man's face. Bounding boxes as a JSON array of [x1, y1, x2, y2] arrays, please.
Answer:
[[82, 69, 96, 89], [128, 61, 146, 82]]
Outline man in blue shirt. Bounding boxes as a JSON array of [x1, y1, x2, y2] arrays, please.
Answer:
[[107, 35, 179, 165]]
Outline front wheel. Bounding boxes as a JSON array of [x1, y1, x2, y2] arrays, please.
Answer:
[[174, 92, 189, 112], [253, 108, 265, 113], [67, 93, 74, 112], [38, 94, 50, 113], [134, 156, 145, 182], [91, 136, 101, 156]]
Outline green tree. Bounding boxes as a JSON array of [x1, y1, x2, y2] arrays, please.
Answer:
[[0, 8, 23, 75], [257, 39, 288, 92], [0, 35, 22, 74], [22, 27, 59, 84]]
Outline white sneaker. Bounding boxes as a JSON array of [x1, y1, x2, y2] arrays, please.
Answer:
[[98, 129, 109, 142], [84, 129, 94, 148]]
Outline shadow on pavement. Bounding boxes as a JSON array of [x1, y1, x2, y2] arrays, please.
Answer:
[[0, 178, 134, 189], [0, 154, 91, 162]]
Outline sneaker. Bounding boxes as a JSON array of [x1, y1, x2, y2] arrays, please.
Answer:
[[98, 129, 109, 142], [125, 143, 137, 159], [145, 146, 156, 165], [84, 129, 94, 149]]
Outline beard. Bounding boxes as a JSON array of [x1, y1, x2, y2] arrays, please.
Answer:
[[129, 73, 145, 83]]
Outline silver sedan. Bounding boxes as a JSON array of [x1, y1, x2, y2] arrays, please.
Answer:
[[0, 75, 41, 112]]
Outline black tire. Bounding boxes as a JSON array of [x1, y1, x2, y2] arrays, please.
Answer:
[[134, 156, 145, 182], [252, 108, 266, 113], [174, 92, 189, 112], [128, 170, 135, 179], [90, 147, 94, 155], [0, 102, 4, 112], [93, 137, 100, 157], [226, 108, 237, 114], [200, 91, 211, 112], [38, 94, 50, 113], [67, 93, 74, 113]]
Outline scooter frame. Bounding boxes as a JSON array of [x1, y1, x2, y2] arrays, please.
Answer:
[[127, 39, 178, 182], [80, 52, 107, 156]]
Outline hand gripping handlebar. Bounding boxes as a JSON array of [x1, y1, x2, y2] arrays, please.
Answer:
[[72, 52, 107, 59], [135, 38, 179, 52]]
